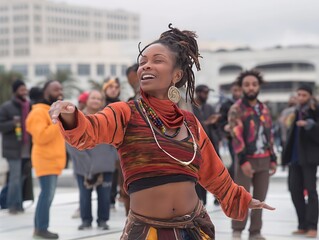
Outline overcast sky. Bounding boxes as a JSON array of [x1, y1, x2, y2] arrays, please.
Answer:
[[56, 0, 319, 48]]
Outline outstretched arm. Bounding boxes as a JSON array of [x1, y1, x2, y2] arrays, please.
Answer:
[[49, 100, 131, 149], [196, 119, 274, 220]]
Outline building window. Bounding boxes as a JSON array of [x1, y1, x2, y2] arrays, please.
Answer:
[[219, 65, 243, 75], [110, 64, 117, 76], [97, 64, 105, 76], [14, 49, 29, 56], [35, 64, 50, 76], [77, 64, 90, 76], [121, 64, 127, 76], [57, 64, 71, 73], [12, 64, 28, 76], [255, 62, 316, 73]]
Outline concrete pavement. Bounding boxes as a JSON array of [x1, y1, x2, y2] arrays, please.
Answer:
[[0, 169, 316, 240]]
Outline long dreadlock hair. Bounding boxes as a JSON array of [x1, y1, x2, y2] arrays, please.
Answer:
[[138, 24, 201, 105]]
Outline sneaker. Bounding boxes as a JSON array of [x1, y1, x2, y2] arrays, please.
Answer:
[[78, 222, 92, 230], [306, 230, 317, 238], [33, 230, 59, 239], [249, 233, 266, 240], [292, 229, 307, 235], [97, 221, 109, 230], [232, 230, 241, 240]]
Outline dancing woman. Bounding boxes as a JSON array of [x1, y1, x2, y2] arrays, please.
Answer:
[[49, 25, 274, 240]]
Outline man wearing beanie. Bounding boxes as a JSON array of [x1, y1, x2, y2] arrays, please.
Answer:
[[0, 79, 32, 214], [282, 84, 319, 238]]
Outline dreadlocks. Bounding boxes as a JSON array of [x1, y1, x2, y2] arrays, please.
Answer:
[[138, 24, 201, 105]]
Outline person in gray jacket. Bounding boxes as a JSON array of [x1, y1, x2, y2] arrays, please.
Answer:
[[67, 90, 118, 230]]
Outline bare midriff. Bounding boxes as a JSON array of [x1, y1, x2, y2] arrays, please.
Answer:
[[130, 181, 198, 219]]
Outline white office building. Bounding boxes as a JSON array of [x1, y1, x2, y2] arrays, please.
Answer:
[[0, 0, 140, 58], [196, 45, 319, 111]]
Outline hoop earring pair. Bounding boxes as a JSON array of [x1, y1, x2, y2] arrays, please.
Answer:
[[168, 85, 181, 104]]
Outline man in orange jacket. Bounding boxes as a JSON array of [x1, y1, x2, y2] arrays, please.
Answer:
[[26, 80, 66, 240]]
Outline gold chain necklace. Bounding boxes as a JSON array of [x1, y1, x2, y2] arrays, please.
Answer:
[[140, 103, 198, 166]]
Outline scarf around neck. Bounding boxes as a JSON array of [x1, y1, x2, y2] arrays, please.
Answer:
[[140, 90, 184, 129]]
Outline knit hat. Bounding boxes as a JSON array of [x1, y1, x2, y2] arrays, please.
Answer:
[[12, 79, 26, 93], [78, 91, 89, 104], [298, 84, 313, 95]]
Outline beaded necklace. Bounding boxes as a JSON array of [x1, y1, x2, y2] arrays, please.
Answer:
[[138, 98, 198, 166], [138, 99, 181, 138]]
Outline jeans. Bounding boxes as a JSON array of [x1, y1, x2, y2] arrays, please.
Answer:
[[76, 172, 113, 224], [7, 159, 23, 211], [34, 175, 57, 231]]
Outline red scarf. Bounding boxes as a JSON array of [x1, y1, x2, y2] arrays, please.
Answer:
[[140, 90, 184, 129]]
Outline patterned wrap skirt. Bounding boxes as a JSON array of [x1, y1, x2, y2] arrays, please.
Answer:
[[120, 201, 215, 240]]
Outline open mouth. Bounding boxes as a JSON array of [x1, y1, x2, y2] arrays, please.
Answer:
[[141, 74, 156, 81]]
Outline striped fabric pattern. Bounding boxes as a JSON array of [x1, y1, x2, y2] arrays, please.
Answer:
[[119, 101, 202, 191]]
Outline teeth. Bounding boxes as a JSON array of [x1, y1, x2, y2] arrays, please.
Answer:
[[142, 74, 155, 80]]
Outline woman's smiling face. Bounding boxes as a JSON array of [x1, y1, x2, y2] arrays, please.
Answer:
[[137, 43, 182, 99]]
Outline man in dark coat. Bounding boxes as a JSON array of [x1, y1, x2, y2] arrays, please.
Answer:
[[218, 81, 242, 179], [0, 80, 32, 213], [282, 84, 319, 238]]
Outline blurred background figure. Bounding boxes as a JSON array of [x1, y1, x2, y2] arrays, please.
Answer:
[[282, 85, 319, 238], [278, 94, 297, 167], [102, 78, 122, 209], [218, 81, 242, 179], [26, 80, 66, 240], [192, 84, 221, 206], [126, 63, 140, 101], [67, 90, 117, 231], [229, 70, 277, 240], [29, 87, 43, 106], [77, 91, 89, 111], [0, 79, 32, 214]]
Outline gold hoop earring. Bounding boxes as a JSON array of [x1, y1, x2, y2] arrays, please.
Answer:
[[168, 85, 181, 104]]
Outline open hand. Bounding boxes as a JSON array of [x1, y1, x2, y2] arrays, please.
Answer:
[[241, 162, 255, 178], [248, 198, 275, 211], [49, 100, 76, 124]]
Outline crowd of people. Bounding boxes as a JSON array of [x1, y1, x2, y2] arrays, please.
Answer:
[[0, 25, 318, 240]]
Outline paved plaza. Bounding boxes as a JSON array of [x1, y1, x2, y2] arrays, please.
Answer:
[[0, 169, 316, 240]]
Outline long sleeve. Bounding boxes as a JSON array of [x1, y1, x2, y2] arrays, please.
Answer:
[[26, 107, 60, 145], [0, 103, 15, 134], [228, 103, 247, 165], [196, 119, 252, 221], [58, 102, 131, 150]]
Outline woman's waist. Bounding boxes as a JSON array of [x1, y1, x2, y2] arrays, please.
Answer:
[[129, 198, 203, 228], [130, 181, 198, 219]]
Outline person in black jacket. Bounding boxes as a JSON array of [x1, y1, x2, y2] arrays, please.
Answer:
[[218, 81, 242, 179], [0, 80, 31, 214], [282, 84, 319, 238]]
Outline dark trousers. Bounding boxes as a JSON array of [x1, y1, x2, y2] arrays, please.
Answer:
[[227, 140, 236, 180], [110, 169, 118, 205], [76, 173, 113, 224], [288, 164, 318, 230], [232, 157, 270, 234]]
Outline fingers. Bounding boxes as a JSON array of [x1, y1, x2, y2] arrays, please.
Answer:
[[49, 101, 75, 124], [261, 202, 276, 211], [249, 199, 276, 211]]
